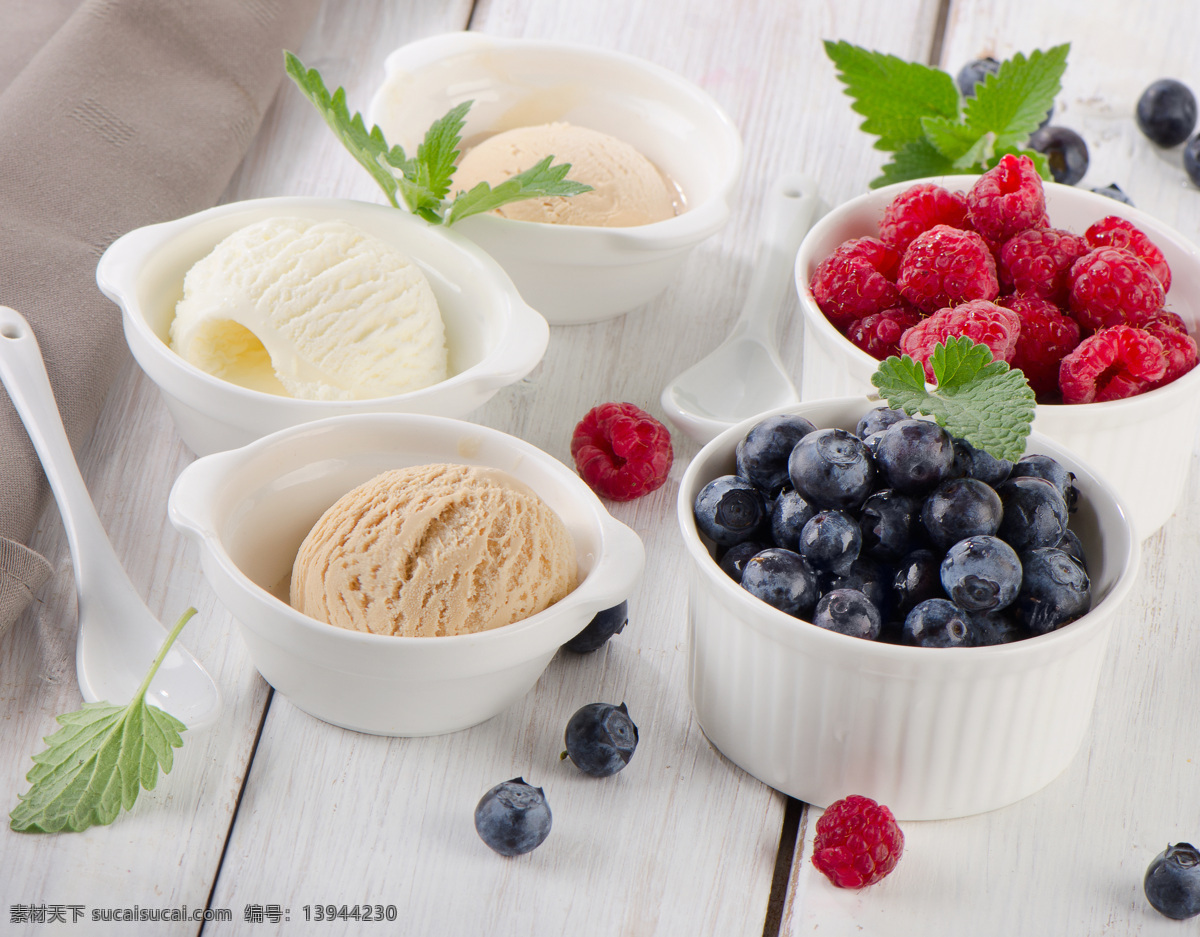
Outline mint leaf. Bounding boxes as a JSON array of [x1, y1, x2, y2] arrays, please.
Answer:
[[285, 52, 403, 207], [824, 40, 959, 152], [10, 609, 196, 833], [402, 100, 472, 223], [872, 137, 958, 188], [871, 337, 1036, 461], [962, 45, 1069, 152], [446, 156, 593, 225]]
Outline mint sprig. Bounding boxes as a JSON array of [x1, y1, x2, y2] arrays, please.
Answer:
[[10, 609, 197, 833], [871, 337, 1036, 461], [825, 40, 1068, 188], [284, 52, 591, 225]]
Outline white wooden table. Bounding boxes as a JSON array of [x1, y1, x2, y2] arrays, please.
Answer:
[[4, 1, 1200, 934]]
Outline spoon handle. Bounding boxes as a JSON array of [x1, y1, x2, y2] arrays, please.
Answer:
[[0, 306, 120, 595], [736, 172, 822, 342]]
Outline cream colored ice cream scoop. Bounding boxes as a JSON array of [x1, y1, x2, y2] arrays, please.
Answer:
[[454, 122, 677, 226], [170, 217, 448, 400], [291, 463, 577, 637]]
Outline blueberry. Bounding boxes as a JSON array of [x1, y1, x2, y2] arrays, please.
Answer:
[[921, 477, 1004, 549], [1144, 843, 1200, 920], [1011, 453, 1077, 511], [891, 548, 943, 617], [995, 476, 1069, 550], [822, 557, 891, 619], [563, 702, 639, 778], [1055, 528, 1088, 572], [967, 609, 1026, 646], [563, 601, 628, 653], [718, 540, 766, 582], [770, 488, 816, 550], [474, 778, 552, 856], [813, 588, 882, 640], [1091, 183, 1134, 206], [1014, 547, 1090, 635], [874, 420, 956, 494], [787, 428, 876, 510], [740, 548, 819, 616], [903, 598, 971, 648], [798, 510, 862, 575], [859, 489, 923, 561], [735, 414, 818, 495], [1186, 135, 1200, 189], [940, 535, 1022, 612], [951, 437, 1012, 486], [955, 57, 1000, 98], [1137, 79, 1198, 147], [1028, 126, 1089, 186], [693, 475, 767, 546], [855, 406, 907, 440]]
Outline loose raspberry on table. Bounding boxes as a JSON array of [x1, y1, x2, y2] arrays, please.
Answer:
[[1068, 247, 1166, 331], [1058, 325, 1167, 404], [1001, 294, 1082, 399], [997, 227, 1088, 304], [1085, 215, 1171, 292], [966, 153, 1047, 247], [897, 224, 999, 313], [847, 306, 922, 360], [811, 794, 904, 889], [571, 402, 673, 501], [809, 237, 902, 331], [899, 299, 1021, 381], [1144, 318, 1199, 388], [878, 183, 970, 253]]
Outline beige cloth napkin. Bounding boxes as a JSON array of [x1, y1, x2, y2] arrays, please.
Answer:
[[0, 0, 322, 635]]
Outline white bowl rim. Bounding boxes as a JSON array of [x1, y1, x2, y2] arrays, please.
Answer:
[[676, 396, 1142, 663], [169, 411, 644, 650], [793, 175, 1200, 414], [369, 31, 744, 249], [98, 195, 547, 410]]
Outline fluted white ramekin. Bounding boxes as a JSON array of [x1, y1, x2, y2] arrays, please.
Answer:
[[677, 397, 1140, 820]]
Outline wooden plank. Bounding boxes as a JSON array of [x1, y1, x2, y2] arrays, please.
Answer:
[[785, 2, 1200, 932], [201, 2, 942, 935]]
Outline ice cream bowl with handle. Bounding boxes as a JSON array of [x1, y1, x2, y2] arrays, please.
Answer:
[[677, 397, 1140, 821], [167, 412, 645, 737], [98, 195, 548, 456], [368, 31, 743, 325], [794, 176, 1200, 539]]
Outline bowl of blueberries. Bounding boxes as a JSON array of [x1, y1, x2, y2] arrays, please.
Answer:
[[677, 396, 1140, 820]]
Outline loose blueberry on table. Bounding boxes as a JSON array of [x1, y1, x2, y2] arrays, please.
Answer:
[[1144, 842, 1200, 920], [562, 601, 629, 654], [697, 406, 1093, 647], [562, 702, 639, 778], [474, 778, 553, 857]]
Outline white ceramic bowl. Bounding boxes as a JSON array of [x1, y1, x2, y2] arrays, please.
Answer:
[[368, 32, 743, 325], [97, 196, 548, 456], [794, 176, 1200, 539], [678, 397, 1140, 820], [168, 413, 644, 736]]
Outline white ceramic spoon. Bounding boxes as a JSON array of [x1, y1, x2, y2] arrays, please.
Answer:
[[661, 172, 822, 445], [0, 306, 220, 728]]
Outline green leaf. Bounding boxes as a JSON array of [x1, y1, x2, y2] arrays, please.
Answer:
[[870, 337, 1036, 461], [445, 156, 593, 225], [824, 40, 959, 152], [960, 45, 1069, 152], [10, 609, 196, 833], [284, 52, 402, 207], [871, 137, 958, 188]]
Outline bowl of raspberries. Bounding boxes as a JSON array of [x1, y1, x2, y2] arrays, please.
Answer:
[[795, 155, 1200, 538], [677, 396, 1140, 820]]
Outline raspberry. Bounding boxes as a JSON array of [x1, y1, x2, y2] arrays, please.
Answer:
[[899, 299, 1021, 381], [966, 154, 1047, 247], [809, 237, 902, 330], [1068, 247, 1166, 330], [1084, 215, 1172, 291], [997, 227, 1088, 303], [1001, 294, 1082, 398], [846, 306, 922, 360], [1058, 325, 1167, 404], [811, 794, 904, 889], [571, 402, 673, 501], [878, 183, 969, 253], [1144, 318, 1199, 388], [1142, 309, 1189, 334], [897, 224, 999, 313]]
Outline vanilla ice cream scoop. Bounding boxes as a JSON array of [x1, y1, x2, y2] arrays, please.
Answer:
[[169, 217, 448, 400], [454, 122, 678, 227], [290, 463, 577, 637]]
